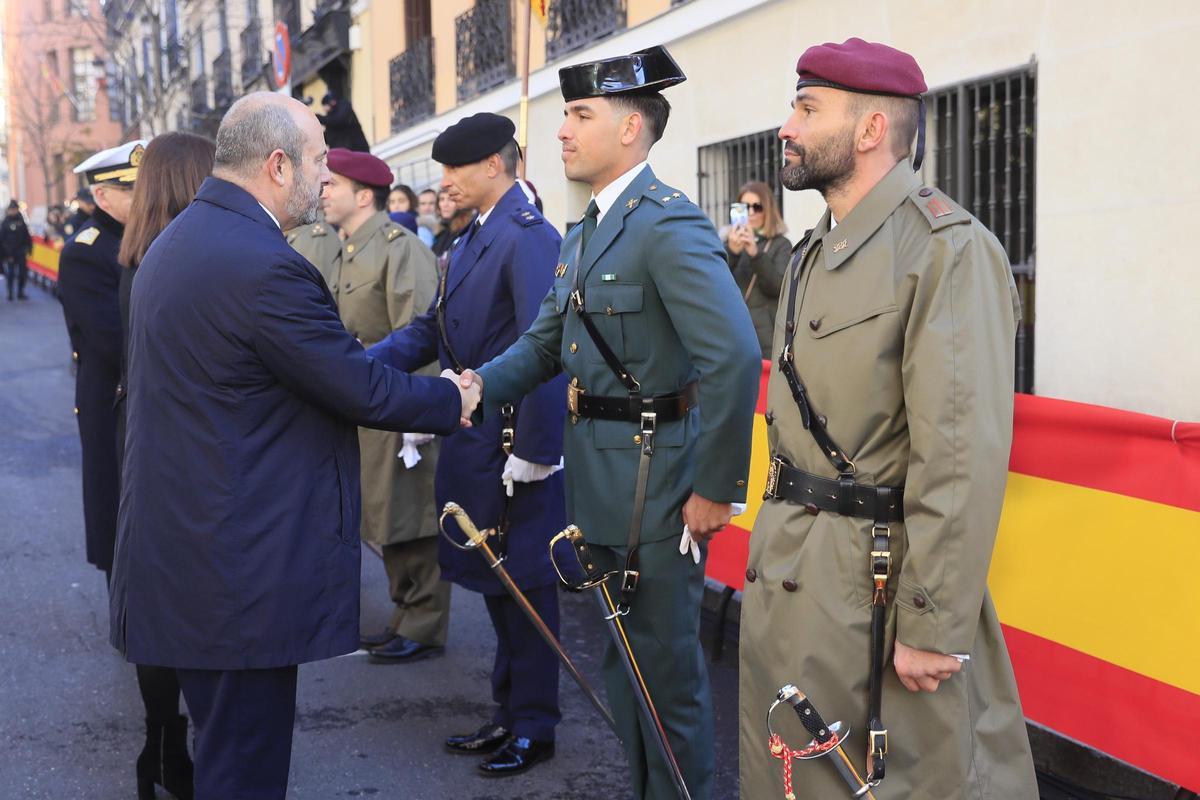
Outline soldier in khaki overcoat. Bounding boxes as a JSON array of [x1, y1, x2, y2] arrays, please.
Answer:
[[738, 39, 1039, 799], [293, 147, 450, 662]]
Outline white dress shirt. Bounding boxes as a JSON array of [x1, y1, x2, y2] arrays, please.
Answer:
[[592, 160, 649, 224]]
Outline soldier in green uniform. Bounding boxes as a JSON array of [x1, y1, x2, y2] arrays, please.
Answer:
[[286, 213, 342, 288], [294, 147, 450, 662], [738, 39, 1038, 799], [462, 46, 761, 799]]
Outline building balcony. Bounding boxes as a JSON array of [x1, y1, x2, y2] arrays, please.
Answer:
[[291, 5, 350, 88], [240, 18, 264, 89], [389, 36, 435, 134], [455, 0, 514, 103], [546, 0, 627, 61], [212, 49, 234, 111]]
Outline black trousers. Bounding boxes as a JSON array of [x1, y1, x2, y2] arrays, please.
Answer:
[[483, 584, 562, 742], [176, 665, 299, 800], [4, 258, 27, 297]]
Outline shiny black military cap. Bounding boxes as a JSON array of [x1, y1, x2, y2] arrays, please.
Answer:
[[559, 45, 686, 101], [432, 112, 517, 166]]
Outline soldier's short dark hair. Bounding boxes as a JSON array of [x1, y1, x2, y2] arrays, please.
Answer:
[[850, 94, 920, 161], [608, 91, 671, 145], [496, 139, 520, 177], [352, 180, 390, 211]]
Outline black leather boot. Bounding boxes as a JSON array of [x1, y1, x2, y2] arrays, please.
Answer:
[[136, 715, 194, 799]]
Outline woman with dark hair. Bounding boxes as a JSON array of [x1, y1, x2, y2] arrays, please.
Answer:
[[725, 180, 792, 358], [386, 183, 418, 214], [117, 130, 216, 800]]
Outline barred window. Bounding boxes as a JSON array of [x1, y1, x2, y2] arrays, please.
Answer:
[[696, 127, 783, 233], [920, 64, 1037, 392], [70, 47, 97, 122]]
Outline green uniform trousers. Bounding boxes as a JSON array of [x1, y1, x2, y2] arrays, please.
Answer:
[[591, 537, 714, 800], [381, 537, 450, 647]]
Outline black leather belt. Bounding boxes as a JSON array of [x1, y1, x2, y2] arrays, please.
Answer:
[[568, 380, 698, 424], [763, 457, 904, 522]]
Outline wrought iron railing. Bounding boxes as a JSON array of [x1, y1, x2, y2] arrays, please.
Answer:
[[455, 0, 514, 103], [546, 0, 626, 60], [240, 18, 263, 88], [921, 65, 1037, 392], [212, 49, 234, 110], [389, 36, 435, 133]]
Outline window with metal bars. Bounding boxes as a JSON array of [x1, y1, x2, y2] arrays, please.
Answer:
[[696, 127, 783, 233], [921, 64, 1037, 392]]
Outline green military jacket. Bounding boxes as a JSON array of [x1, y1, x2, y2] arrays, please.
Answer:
[[477, 166, 761, 547], [286, 217, 342, 288], [738, 160, 1036, 798], [290, 210, 441, 546]]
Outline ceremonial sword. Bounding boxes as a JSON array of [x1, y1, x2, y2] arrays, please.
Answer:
[[549, 524, 693, 800], [438, 503, 619, 738], [767, 684, 878, 799]]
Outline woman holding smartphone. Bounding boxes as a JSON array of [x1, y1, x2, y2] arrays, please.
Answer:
[[725, 181, 791, 359]]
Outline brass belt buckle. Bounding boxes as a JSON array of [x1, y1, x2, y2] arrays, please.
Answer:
[[567, 379, 585, 422], [764, 457, 782, 500]]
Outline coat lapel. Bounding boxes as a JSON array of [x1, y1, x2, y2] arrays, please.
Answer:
[[577, 165, 655, 284], [445, 182, 527, 300]]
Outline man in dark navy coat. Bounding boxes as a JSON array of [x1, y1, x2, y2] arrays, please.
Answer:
[[107, 93, 478, 800], [57, 141, 145, 575], [368, 112, 567, 776]]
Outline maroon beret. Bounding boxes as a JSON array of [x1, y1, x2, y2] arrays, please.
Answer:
[[327, 148, 393, 188], [795, 37, 926, 97]]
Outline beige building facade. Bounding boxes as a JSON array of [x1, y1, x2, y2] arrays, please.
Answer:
[[349, 0, 1199, 422]]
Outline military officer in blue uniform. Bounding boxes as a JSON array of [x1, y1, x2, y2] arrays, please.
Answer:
[[57, 140, 146, 576], [462, 48, 761, 799], [368, 113, 568, 776]]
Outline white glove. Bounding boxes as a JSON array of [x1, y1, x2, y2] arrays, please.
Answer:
[[680, 503, 747, 563], [397, 432, 436, 469], [501, 455, 564, 497]]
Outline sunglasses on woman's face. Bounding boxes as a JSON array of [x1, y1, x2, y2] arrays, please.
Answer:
[[743, 202, 764, 213]]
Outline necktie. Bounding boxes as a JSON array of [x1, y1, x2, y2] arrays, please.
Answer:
[[580, 200, 599, 254]]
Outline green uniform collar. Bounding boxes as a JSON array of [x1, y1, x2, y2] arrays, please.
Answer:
[[342, 210, 392, 262], [821, 159, 921, 270]]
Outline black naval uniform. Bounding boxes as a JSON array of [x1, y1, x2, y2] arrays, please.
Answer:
[[57, 208, 124, 573], [1, 212, 33, 300]]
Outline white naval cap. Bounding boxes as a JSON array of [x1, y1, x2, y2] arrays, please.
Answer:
[[73, 140, 148, 185]]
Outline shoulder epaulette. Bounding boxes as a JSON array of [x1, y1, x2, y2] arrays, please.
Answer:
[[75, 228, 100, 246], [908, 186, 971, 231], [643, 180, 686, 208], [513, 207, 542, 227], [310, 223, 328, 237], [385, 225, 404, 242]]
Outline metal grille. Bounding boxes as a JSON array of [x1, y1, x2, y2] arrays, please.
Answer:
[[240, 18, 263, 88], [389, 36, 435, 133], [921, 64, 1037, 392], [546, 0, 626, 61], [455, 0, 514, 103], [696, 127, 783, 232]]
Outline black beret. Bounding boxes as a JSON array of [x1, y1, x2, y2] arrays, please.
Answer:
[[559, 45, 686, 102], [432, 113, 516, 167]]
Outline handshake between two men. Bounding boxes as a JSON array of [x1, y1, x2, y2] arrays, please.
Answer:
[[442, 368, 482, 427]]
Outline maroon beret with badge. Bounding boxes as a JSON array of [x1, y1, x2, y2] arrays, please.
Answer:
[[327, 148, 394, 189], [795, 37, 926, 98]]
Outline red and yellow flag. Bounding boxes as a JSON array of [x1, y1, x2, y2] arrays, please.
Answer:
[[531, 0, 548, 26]]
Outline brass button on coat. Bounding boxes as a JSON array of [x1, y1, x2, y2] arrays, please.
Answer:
[[569, 342, 578, 353], [736, 479, 746, 487], [745, 568, 757, 583], [782, 579, 798, 592], [633, 434, 642, 445]]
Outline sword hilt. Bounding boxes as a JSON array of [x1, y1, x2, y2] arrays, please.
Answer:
[[779, 685, 836, 745], [548, 525, 615, 591], [439, 502, 493, 552]]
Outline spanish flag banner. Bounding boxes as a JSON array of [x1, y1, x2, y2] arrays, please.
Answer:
[[709, 363, 1200, 792], [531, 0, 548, 26]]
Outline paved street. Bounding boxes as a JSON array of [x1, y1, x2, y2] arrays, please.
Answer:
[[0, 283, 740, 799]]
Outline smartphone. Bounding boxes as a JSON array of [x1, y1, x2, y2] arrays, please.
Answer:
[[729, 202, 750, 228]]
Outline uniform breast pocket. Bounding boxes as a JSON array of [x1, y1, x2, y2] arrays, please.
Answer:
[[806, 304, 899, 360], [582, 283, 645, 364]]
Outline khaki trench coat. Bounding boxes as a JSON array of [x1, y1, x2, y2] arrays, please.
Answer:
[[739, 161, 1037, 799], [293, 210, 441, 546]]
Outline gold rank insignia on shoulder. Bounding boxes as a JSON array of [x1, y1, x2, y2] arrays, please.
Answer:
[[555, 263, 568, 278], [312, 224, 326, 235], [75, 228, 100, 245], [832, 239, 848, 252], [386, 228, 401, 242]]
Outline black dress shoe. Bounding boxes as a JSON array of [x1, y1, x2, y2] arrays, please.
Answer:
[[479, 736, 555, 776], [367, 636, 444, 664], [444, 723, 510, 755], [359, 628, 397, 649]]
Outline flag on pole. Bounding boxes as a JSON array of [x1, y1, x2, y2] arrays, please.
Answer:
[[531, 0, 548, 26]]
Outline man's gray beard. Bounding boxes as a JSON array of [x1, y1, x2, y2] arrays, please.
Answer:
[[286, 176, 323, 226], [779, 130, 857, 196]]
